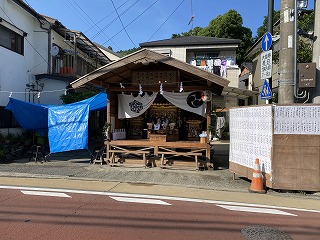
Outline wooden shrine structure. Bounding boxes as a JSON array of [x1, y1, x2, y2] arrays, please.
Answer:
[[70, 49, 230, 167]]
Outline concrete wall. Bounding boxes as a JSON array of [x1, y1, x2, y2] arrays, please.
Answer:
[[0, 0, 44, 106], [0, 0, 104, 107]]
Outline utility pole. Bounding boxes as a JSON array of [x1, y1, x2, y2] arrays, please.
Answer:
[[312, 0, 320, 103], [268, 0, 274, 103], [278, 0, 295, 104]]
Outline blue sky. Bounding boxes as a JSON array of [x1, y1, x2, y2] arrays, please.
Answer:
[[24, 0, 314, 52]]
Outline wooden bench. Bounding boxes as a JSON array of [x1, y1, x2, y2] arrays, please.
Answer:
[[91, 146, 105, 165], [108, 149, 152, 167], [158, 151, 205, 170]]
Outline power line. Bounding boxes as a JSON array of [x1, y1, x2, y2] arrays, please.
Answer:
[[148, 0, 186, 41], [64, 0, 120, 50], [84, 0, 131, 35], [101, 0, 159, 46], [110, 0, 137, 48], [91, 0, 140, 41], [188, 0, 195, 28], [70, 0, 120, 50]]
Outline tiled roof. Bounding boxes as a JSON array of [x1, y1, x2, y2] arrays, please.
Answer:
[[140, 36, 241, 47]]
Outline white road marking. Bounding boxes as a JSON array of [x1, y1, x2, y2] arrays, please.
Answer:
[[110, 196, 171, 205], [216, 204, 297, 216], [1, 186, 318, 213], [21, 190, 71, 198]]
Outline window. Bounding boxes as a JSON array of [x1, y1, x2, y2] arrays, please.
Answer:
[[0, 107, 20, 128], [0, 24, 24, 55], [195, 52, 219, 60]]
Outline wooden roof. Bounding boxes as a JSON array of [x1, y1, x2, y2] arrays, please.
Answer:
[[70, 49, 230, 95]]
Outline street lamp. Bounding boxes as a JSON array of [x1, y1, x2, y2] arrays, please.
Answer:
[[294, 0, 308, 99]]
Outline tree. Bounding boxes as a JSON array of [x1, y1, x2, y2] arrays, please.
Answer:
[[297, 11, 314, 63], [172, 10, 254, 65], [256, 10, 281, 40], [256, 10, 313, 64], [117, 47, 141, 56], [60, 91, 98, 104], [172, 27, 203, 38]]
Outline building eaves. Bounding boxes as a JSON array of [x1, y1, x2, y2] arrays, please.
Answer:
[[12, 0, 38, 18], [140, 36, 241, 47], [12, 0, 48, 24], [94, 42, 123, 58], [41, 16, 111, 65]]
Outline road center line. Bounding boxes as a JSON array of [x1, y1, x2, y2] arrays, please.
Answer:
[[216, 204, 297, 216], [110, 196, 171, 205], [21, 190, 71, 198]]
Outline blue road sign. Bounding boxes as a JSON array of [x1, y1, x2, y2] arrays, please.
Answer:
[[262, 32, 272, 51], [260, 79, 272, 100]]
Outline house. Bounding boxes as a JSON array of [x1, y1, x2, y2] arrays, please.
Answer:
[[95, 42, 122, 61], [0, 0, 110, 134], [140, 36, 258, 109]]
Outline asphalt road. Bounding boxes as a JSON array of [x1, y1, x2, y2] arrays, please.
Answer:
[[1, 187, 319, 240]]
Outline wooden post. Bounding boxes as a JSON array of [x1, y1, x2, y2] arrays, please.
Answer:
[[107, 99, 111, 124], [106, 90, 111, 125], [206, 99, 212, 165], [206, 100, 212, 141]]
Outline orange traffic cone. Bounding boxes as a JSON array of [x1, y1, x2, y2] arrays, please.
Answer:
[[249, 158, 266, 194]]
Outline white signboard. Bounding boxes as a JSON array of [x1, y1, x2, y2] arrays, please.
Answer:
[[274, 106, 320, 135], [229, 106, 273, 173], [261, 50, 272, 79]]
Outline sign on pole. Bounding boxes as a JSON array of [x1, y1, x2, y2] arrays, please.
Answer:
[[262, 32, 272, 51], [260, 79, 272, 100], [261, 50, 272, 80]]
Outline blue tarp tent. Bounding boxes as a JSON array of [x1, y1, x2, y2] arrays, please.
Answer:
[[5, 92, 107, 153]]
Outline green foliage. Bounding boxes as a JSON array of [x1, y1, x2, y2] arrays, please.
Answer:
[[198, 10, 244, 39], [298, 38, 313, 63], [256, 10, 281, 40], [299, 11, 314, 33], [60, 92, 98, 104], [296, 12, 314, 63], [0, 132, 4, 143], [172, 27, 203, 38], [0, 146, 8, 160], [257, 10, 313, 64], [117, 47, 141, 56]]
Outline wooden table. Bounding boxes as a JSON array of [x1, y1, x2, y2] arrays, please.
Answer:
[[105, 139, 210, 170]]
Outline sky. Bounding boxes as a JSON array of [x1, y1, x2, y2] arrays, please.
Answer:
[[23, 0, 315, 52]]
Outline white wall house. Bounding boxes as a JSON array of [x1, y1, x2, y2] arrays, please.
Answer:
[[0, 0, 111, 131], [140, 36, 257, 110]]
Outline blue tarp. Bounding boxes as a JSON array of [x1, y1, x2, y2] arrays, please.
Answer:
[[5, 92, 107, 153]]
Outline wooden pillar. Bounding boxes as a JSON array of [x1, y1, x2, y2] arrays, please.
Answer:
[[107, 99, 110, 124], [206, 100, 212, 139], [106, 93, 111, 125], [206, 100, 212, 161], [105, 91, 111, 158]]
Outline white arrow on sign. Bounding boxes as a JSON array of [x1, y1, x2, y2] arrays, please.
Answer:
[[263, 34, 270, 51]]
